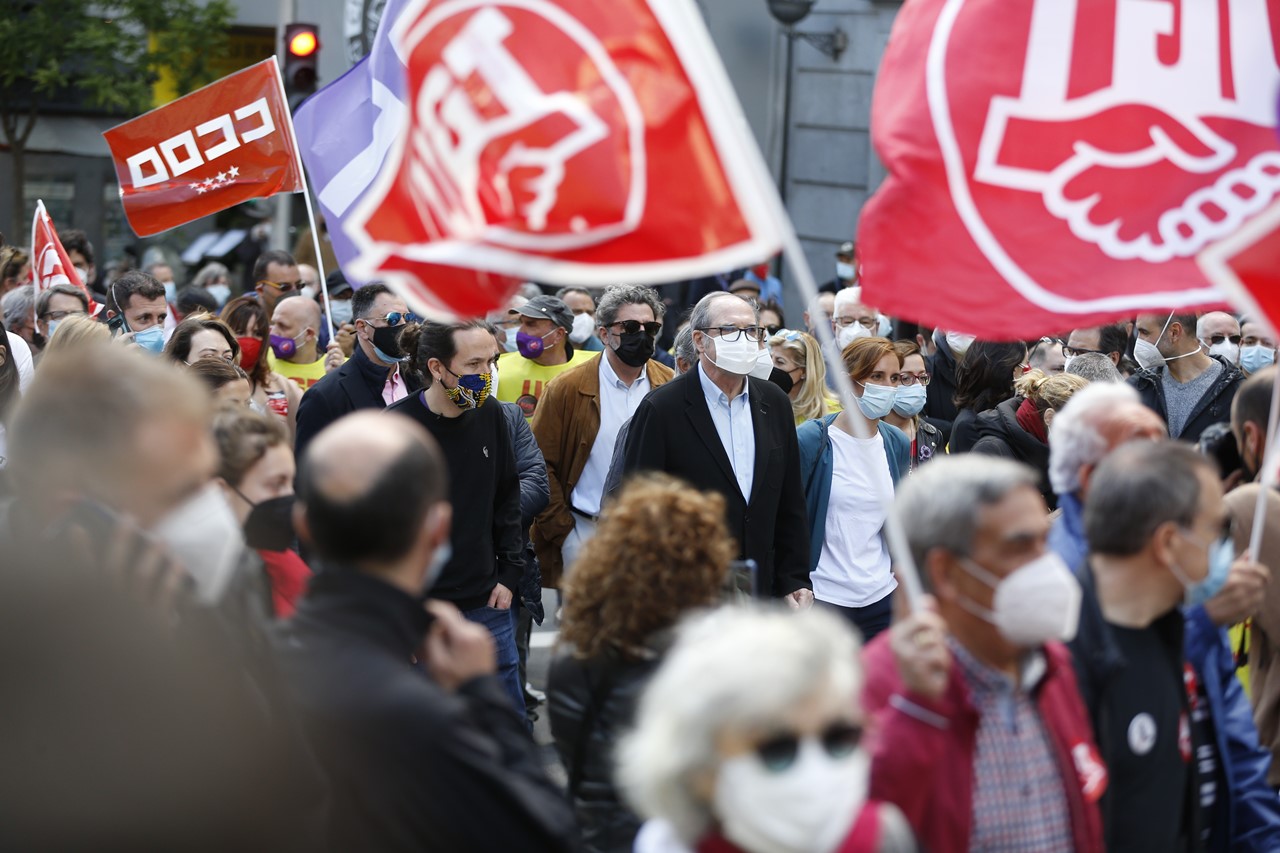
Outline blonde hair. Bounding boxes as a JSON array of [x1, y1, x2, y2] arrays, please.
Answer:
[[1017, 369, 1088, 413], [43, 313, 109, 355], [769, 330, 829, 422]]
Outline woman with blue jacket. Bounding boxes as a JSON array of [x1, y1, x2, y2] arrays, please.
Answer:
[[797, 337, 910, 641]]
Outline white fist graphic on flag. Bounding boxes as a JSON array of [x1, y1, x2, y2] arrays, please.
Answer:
[[974, 0, 1280, 263]]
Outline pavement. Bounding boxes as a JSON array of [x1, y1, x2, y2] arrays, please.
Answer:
[[527, 587, 566, 786]]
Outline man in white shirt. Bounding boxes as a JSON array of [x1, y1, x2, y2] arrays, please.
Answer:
[[530, 284, 673, 588]]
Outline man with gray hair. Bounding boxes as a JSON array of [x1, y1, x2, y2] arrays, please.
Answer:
[[35, 283, 89, 346], [530, 283, 672, 589], [1065, 352, 1122, 383], [2, 284, 39, 352], [1070, 441, 1270, 851], [1198, 311, 1242, 366], [672, 325, 695, 376], [864, 455, 1103, 852], [620, 291, 812, 606]]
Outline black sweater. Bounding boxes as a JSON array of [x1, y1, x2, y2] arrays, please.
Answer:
[[386, 393, 523, 610], [274, 569, 578, 852]]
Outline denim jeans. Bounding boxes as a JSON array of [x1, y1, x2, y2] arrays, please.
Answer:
[[462, 602, 527, 726]]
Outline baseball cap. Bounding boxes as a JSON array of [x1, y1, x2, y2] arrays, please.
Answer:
[[326, 269, 353, 297], [835, 241, 854, 257], [509, 294, 573, 331], [728, 278, 761, 296]]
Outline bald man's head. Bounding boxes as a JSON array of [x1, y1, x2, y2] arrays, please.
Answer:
[[273, 293, 320, 331], [297, 412, 448, 566]]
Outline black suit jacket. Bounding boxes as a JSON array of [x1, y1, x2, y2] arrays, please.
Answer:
[[620, 368, 810, 597], [294, 347, 389, 460]]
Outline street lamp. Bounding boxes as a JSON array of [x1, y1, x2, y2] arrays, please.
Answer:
[[767, 0, 848, 207]]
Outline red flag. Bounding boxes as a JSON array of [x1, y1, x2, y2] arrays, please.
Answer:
[[855, 0, 1280, 339], [103, 59, 303, 237], [31, 200, 100, 315], [1199, 198, 1280, 334], [343, 0, 785, 316]]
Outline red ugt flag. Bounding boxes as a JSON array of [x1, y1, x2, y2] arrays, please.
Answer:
[[857, 0, 1280, 339], [31, 200, 100, 314], [103, 59, 302, 237], [343, 0, 786, 316]]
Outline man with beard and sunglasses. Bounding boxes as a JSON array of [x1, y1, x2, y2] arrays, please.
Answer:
[[293, 283, 419, 460], [388, 320, 526, 720], [530, 284, 673, 591]]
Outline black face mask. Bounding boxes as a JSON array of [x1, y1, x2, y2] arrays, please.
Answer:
[[371, 324, 407, 361], [768, 366, 794, 395], [613, 330, 656, 367], [240, 494, 296, 552]]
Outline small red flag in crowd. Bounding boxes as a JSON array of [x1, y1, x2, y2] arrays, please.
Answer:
[[856, 0, 1280, 338], [31, 200, 100, 314], [1199, 198, 1280, 342], [342, 0, 786, 317], [102, 58, 303, 237]]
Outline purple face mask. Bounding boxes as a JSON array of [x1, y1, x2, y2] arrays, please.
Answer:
[[269, 333, 299, 359], [516, 329, 550, 359]]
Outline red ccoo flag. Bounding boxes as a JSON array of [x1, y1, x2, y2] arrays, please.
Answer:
[[102, 58, 303, 237], [31, 200, 100, 315]]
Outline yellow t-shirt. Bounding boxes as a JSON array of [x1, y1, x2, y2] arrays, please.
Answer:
[[792, 395, 844, 427], [269, 351, 331, 391], [496, 349, 596, 420]]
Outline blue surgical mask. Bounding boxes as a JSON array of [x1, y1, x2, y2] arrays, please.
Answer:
[[1175, 530, 1235, 608], [162, 281, 177, 303], [133, 326, 166, 354], [854, 379, 896, 420], [892, 383, 927, 417], [1240, 345, 1275, 374], [46, 318, 63, 340]]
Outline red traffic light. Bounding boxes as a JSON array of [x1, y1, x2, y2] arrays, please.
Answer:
[[288, 29, 318, 57]]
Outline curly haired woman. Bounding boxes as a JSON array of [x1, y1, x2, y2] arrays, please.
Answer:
[[549, 474, 734, 853]]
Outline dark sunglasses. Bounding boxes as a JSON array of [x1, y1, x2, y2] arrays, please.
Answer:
[[754, 722, 862, 772], [1206, 333, 1242, 346], [608, 320, 661, 337]]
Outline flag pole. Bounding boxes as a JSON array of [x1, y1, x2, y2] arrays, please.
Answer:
[[777, 220, 928, 612], [271, 58, 337, 340]]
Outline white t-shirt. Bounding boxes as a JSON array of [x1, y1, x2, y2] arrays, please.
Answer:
[[812, 425, 896, 608]]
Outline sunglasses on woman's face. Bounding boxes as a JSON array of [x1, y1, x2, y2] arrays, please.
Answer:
[[752, 721, 862, 772]]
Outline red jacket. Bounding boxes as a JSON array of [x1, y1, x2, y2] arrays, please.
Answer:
[[861, 634, 1106, 853]]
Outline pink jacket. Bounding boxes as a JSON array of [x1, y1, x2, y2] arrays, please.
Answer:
[[861, 634, 1106, 853]]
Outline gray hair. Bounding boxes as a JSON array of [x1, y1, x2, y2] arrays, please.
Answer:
[[596, 284, 665, 329], [2, 284, 35, 329], [1047, 381, 1141, 495], [1065, 352, 1121, 383], [892, 456, 1040, 578], [191, 262, 229, 290], [616, 605, 861, 843], [833, 286, 876, 317], [35, 283, 90, 319], [517, 282, 543, 300], [1085, 441, 1211, 556], [673, 325, 696, 373], [689, 291, 757, 337]]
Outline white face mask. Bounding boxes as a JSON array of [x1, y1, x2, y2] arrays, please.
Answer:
[[836, 322, 871, 350], [569, 312, 595, 344], [836, 261, 856, 281], [957, 552, 1082, 647], [329, 300, 354, 327], [151, 482, 245, 605], [1208, 340, 1240, 364], [489, 363, 501, 396], [945, 331, 975, 357], [206, 283, 231, 307], [750, 346, 775, 380], [1135, 311, 1182, 371], [877, 315, 892, 337], [707, 333, 762, 376], [715, 740, 868, 853]]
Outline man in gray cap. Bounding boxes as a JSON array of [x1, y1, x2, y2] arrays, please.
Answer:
[[820, 240, 858, 293], [495, 294, 594, 421]]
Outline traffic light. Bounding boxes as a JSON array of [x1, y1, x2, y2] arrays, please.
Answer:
[[283, 23, 320, 109]]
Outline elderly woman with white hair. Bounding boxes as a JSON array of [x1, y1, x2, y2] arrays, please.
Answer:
[[617, 606, 915, 853]]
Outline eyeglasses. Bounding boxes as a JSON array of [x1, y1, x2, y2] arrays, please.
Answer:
[[258, 279, 303, 293], [898, 371, 931, 386], [606, 319, 661, 337], [698, 325, 765, 342], [1206, 333, 1242, 346], [1061, 344, 1104, 358], [370, 311, 421, 327], [39, 309, 87, 322], [754, 722, 863, 773], [833, 315, 878, 329]]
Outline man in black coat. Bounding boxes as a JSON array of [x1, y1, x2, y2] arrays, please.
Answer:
[[293, 282, 418, 459], [619, 292, 812, 605], [275, 412, 578, 852]]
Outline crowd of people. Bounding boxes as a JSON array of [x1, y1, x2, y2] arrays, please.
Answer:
[[3, 233, 1280, 853]]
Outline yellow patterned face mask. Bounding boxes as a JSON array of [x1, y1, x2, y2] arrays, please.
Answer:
[[443, 369, 492, 410]]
